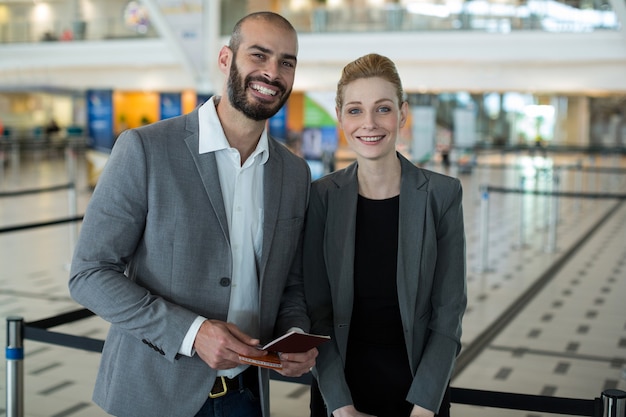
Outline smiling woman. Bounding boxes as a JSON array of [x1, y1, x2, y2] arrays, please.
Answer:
[[304, 53, 466, 417]]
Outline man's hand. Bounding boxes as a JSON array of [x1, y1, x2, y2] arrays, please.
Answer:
[[193, 320, 264, 369], [409, 404, 435, 417], [274, 347, 318, 377], [333, 405, 376, 417]]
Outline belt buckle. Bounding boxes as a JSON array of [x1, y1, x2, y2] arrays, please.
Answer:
[[209, 376, 228, 399]]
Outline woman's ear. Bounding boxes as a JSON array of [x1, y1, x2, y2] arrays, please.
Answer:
[[399, 101, 409, 128]]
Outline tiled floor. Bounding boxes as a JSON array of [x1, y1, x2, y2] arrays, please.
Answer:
[[1, 147, 625, 417]]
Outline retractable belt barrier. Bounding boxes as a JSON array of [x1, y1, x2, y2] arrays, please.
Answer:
[[5, 311, 625, 417], [4, 157, 626, 416]]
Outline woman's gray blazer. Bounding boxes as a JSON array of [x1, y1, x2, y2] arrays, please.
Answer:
[[303, 153, 467, 414]]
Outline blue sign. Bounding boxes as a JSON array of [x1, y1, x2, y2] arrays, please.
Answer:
[[268, 104, 288, 143], [196, 93, 213, 107], [160, 92, 182, 120], [86, 89, 114, 152], [319, 126, 338, 152]]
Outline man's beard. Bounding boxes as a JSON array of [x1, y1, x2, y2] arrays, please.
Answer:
[[227, 58, 291, 121]]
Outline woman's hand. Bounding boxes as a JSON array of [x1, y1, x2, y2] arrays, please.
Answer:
[[275, 348, 318, 377], [409, 404, 435, 417]]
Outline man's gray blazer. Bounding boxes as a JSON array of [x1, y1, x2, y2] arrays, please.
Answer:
[[69, 108, 311, 417], [303, 153, 467, 415]]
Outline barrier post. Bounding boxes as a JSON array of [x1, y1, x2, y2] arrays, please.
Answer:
[[479, 185, 491, 272], [65, 144, 78, 257], [574, 160, 583, 212], [6, 316, 24, 417], [65, 141, 76, 184], [0, 142, 4, 189], [601, 389, 626, 417], [10, 138, 20, 184], [545, 169, 560, 253], [517, 175, 527, 249]]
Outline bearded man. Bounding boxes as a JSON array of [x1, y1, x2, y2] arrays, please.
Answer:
[[69, 11, 316, 417]]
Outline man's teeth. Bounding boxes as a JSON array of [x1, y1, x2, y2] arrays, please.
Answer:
[[252, 85, 277, 96], [360, 136, 383, 142]]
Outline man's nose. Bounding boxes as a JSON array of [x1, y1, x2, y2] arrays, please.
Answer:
[[262, 59, 281, 81]]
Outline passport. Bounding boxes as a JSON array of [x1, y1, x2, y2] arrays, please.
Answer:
[[239, 330, 330, 369]]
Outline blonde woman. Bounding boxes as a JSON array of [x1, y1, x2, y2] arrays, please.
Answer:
[[304, 53, 467, 417]]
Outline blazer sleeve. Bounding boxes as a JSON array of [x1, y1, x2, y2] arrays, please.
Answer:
[[303, 181, 354, 414], [68, 130, 199, 362], [407, 177, 467, 412]]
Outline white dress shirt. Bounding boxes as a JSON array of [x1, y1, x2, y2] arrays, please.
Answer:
[[179, 96, 268, 378]]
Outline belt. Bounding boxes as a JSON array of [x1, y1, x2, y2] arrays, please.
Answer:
[[209, 375, 241, 398], [209, 368, 257, 399]]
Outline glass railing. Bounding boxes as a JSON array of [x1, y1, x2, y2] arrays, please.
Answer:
[[0, 16, 159, 44], [280, 2, 620, 34], [0, 1, 620, 44]]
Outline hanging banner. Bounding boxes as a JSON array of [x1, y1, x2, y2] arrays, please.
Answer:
[[269, 104, 288, 143], [303, 92, 338, 179], [87, 89, 114, 152], [160, 92, 182, 120], [304, 92, 336, 128], [303, 92, 338, 153]]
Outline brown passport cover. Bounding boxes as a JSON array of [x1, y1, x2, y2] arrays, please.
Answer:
[[239, 331, 330, 369]]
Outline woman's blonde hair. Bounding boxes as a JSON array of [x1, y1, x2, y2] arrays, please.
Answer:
[[336, 53, 404, 110]]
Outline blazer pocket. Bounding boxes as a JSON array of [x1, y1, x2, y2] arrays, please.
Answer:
[[275, 216, 304, 232]]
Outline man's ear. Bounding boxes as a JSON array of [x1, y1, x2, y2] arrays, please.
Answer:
[[218, 45, 232, 75]]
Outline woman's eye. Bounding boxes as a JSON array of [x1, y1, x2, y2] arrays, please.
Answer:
[[347, 108, 361, 115], [378, 106, 391, 113]]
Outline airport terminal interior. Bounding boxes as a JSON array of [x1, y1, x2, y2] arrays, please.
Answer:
[[1, 0, 626, 416]]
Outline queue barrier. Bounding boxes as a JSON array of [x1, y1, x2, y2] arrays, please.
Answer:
[[478, 184, 626, 272], [4, 156, 626, 416], [5, 312, 626, 417]]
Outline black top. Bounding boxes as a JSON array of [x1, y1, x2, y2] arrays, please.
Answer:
[[345, 194, 413, 417]]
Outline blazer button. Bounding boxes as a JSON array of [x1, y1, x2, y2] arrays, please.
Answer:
[[219, 277, 231, 287]]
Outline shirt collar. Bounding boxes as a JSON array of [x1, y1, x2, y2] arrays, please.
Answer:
[[198, 96, 270, 165]]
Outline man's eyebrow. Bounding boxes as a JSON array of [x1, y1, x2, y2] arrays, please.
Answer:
[[249, 44, 297, 63]]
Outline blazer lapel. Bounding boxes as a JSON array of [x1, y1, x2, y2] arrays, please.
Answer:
[[397, 155, 427, 358], [184, 114, 230, 242], [259, 140, 282, 279], [326, 164, 359, 347]]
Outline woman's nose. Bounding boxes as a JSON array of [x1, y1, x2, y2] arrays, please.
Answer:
[[361, 112, 377, 129]]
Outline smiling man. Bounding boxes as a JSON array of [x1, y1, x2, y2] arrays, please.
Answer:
[[69, 11, 316, 417]]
